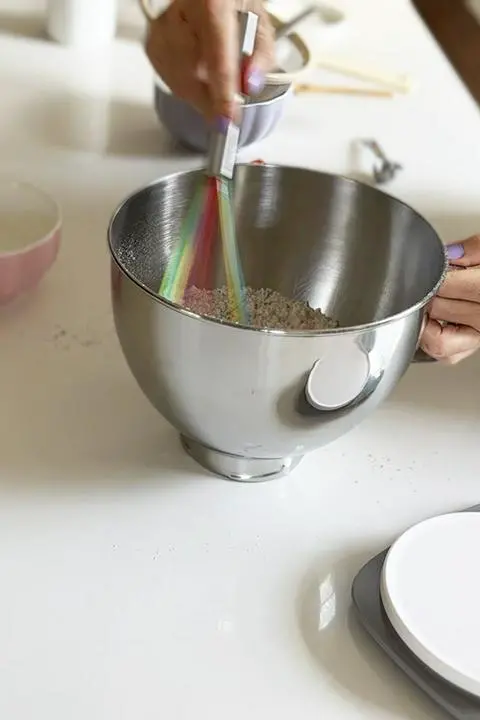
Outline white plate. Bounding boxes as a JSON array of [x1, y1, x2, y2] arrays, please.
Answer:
[[381, 512, 480, 698]]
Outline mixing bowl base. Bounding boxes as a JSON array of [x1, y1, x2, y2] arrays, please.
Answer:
[[180, 435, 303, 482]]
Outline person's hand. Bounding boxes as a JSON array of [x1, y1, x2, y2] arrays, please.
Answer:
[[145, 0, 275, 121], [420, 234, 480, 364]]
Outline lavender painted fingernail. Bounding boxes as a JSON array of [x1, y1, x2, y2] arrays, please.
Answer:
[[215, 115, 230, 134], [447, 243, 465, 260], [248, 67, 265, 96]]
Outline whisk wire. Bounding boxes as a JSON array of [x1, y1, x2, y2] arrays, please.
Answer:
[[187, 176, 218, 291], [217, 177, 249, 324], [159, 182, 205, 300]]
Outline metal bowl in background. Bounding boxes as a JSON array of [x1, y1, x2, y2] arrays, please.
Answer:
[[153, 77, 291, 152], [108, 165, 447, 482]]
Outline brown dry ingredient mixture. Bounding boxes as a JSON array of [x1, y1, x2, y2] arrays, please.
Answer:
[[182, 286, 339, 331]]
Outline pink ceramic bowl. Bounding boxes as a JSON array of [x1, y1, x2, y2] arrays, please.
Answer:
[[0, 179, 61, 304]]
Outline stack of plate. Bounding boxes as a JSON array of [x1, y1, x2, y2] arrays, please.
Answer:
[[352, 508, 480, 719]]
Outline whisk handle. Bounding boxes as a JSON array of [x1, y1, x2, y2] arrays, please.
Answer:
[[206, 119, 241, 179], [206, 10, 259, 179], [238, 10, 258, 93]]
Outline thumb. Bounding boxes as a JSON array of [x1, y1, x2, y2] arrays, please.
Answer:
[[446, 234, 480, 267], [420, 317, 480, 361]]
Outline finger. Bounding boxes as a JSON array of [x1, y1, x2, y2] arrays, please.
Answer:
[[437, 267, 480, 304], [146, 7, 212, 117], [446, 234, 480, 267], [249, 7, 276, 91], [420, 318, 480, 361], [145, 12, 169, 74], [199, 0, 237, 120], [176, 77, 213, 117], [443, 348, 479, 365], [429, 296, 480, 332]]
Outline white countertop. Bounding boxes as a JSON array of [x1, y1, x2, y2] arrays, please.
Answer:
[[1, 1, 480, 718]]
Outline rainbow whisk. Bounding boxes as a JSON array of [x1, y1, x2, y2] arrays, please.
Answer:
[[158, 10, 258, 325]]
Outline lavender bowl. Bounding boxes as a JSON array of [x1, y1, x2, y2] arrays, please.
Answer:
[[154, 77, 291, 152]]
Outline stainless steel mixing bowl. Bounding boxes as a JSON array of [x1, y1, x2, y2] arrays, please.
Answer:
[[108, 165, 447, 482]]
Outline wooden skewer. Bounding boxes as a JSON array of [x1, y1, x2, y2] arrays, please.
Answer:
[[294, 83, 394, 98], [317, 57, 412, 94]]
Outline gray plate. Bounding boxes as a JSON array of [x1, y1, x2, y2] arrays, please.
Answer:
[[351, 504, 480, 720]]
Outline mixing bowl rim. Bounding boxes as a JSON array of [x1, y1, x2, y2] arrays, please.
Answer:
[[0, 176, 62, 258], [107, 163, 448, 338], [153, 74, 292, 107]]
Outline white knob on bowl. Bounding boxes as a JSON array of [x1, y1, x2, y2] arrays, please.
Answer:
[[305, 345, 371, 411]]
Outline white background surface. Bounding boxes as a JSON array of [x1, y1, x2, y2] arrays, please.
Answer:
[[1, 1, 480, 718]]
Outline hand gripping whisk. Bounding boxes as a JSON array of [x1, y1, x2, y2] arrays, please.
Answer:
[[158, 10, 258, 325]]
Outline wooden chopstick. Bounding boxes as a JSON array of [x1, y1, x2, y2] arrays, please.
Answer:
[[317, 57, 412, 94], [294, 83, 394, 98]]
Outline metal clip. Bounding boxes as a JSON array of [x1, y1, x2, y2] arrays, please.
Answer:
[[362, 139, 403, 185]]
